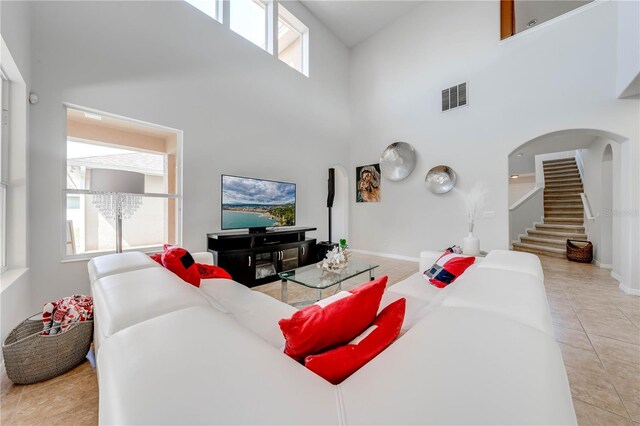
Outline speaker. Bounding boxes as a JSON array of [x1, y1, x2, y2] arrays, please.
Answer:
[[327, 168, 335, 208]]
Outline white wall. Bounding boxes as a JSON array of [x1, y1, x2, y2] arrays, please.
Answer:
[[25, 0, 351, 304], [616, 0, 640, 97], [348, 0, 639, 290], [581, 137, 621, 269], [509, 187, 543, 243], [508, 175, 535, 205], [1, 1, 35, 341]]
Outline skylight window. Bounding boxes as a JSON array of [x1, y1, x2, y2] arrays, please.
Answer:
[[277, 4, 308, 76], [185, 0, 222, 22], [231, 0, 268, 50]]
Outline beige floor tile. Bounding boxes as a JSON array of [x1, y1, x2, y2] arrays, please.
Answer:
[[0, 394, 21, 425], [553, 325, 594, 351], [552, 309, 585, 332], [577, 309, 640, 346], [559, 343, 628, 417], [573, 398, 632, 425], [0, 370, 24, 398]]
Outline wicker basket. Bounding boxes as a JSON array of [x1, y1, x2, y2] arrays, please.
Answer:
[[566, 239, 593, 263], [2, 315, 93, 384]]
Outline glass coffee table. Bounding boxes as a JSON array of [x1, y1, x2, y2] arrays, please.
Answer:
[[278, 260, 379, 307]]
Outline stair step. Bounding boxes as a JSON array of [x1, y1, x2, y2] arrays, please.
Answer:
[[544, 213, 584, 219], [545, 201, 583, 207], [545, 169, 579, 177], [545, 207, 584, 213], [545, 177, 582, 184], [544, 165, 578, 172], [544, 188, 583, 195], [545, 183, 583, 190], [544, 194, 583, 201], [543, 158, 576, 165], [512, 242, 566, 258], [527, 229, 587, 240], [544, 206, 584, 217], [520, 236, 566, 249], [536, 223, 585, 233], [545, 217, 584, 225]]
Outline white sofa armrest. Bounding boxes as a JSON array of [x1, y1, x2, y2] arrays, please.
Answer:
[[192, 252, 214, 265]]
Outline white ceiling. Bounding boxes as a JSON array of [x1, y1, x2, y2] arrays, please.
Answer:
[[299, 0, 425, 47]]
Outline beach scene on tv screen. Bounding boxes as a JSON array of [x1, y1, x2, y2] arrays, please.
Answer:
[[222, 175, 296, 229]]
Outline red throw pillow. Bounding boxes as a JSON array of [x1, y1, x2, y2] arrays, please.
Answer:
[[161, 245, 201, 288], [197, 263, 232, 280], [305, 298, 406, 384], [424, 252, 475, 288], [149, 253, 162, 265], [279, 277, 387, 362]]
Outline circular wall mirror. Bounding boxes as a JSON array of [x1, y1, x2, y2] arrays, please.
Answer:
[[425, 165, 457, 194], [379, 142, 417, 181]]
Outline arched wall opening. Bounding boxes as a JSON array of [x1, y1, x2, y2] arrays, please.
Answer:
[[507, 129, 630, 288], [600, 144, 613, 267], [330, 165, 349, 244]]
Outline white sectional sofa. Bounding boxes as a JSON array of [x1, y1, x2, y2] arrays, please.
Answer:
[[88, 249, 576, 425]]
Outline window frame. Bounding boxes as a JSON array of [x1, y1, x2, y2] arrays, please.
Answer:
[[0, 70, 9, 272], [61, 104, 184, 262], [277, 3, 309, 76]]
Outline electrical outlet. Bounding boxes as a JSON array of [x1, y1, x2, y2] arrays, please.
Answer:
[[482, 211, 496, 218]]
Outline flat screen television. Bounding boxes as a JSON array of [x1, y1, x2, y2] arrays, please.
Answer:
[[221, 175, 296, 232]]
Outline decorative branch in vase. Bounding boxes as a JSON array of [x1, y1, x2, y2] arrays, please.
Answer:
[[462, 182, 487, 256]]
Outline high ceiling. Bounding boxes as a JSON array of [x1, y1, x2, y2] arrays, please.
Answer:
[[299, 0, 425, 47]]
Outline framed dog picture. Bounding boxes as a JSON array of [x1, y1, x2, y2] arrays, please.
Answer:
[[356, 164, 381, 203]]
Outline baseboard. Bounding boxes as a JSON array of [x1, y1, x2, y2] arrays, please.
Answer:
[[594, 259, 613, 269], [350, 249, 419, 263], [611, 271, 623, 282], [619, 281, 640, 296]]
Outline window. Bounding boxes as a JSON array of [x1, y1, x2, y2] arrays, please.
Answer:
[[184, 0, 309, 76], [0, 71, 8, 271], [277, 4, 308, 75], [230, 0, 268, 50], [185, 0, 222, 22], [64, 107, 181, 258]]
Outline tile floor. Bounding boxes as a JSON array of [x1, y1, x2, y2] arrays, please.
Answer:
[[1, 253, 638, 425]]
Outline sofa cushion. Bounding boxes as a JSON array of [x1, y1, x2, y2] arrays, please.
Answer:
[[87, 251, 159, 283], [279, 277, 387, 361], [305, 298, 405, 384], [199, 279, 297, 348], [476, 249, 544, 281], [92, 267, 209, 339], [97, 306, 340, 426], [338, 307, 576, 425], [440, 267, 552, 335]]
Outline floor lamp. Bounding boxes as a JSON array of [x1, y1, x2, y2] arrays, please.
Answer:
[[90, 168, 145, 253]]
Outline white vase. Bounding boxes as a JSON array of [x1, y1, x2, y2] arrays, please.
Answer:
[[463, 232, 480, 256]]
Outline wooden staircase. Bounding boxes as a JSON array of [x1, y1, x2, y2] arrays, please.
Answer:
[[512, 158, 585, 258]]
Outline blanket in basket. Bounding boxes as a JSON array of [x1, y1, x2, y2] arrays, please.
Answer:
[[42, 295, 93, 335]]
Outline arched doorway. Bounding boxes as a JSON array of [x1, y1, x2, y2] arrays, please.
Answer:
[[600, 144, 613, 268], [330, 165, 349, 243]]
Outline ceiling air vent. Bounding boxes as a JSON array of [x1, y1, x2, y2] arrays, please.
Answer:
[[442, 82, 467, 112]]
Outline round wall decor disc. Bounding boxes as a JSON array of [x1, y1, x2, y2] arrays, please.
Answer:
[[379, 142, 417, 181]]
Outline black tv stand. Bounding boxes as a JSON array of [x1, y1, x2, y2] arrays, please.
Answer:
[[248, 226, 268, 234], [207, 227, 317, 287]]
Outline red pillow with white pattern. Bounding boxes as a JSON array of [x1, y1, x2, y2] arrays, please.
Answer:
[[279, 277, 387, 362], [304, 297, 405, 384], [424, 252, 475, 288], [161, 245, 200, 288]]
